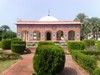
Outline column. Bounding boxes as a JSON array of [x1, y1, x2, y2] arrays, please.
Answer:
[[17, 32, 22, 39], [28, 32, 33, 42], [75, 32, 80, 40], [41, 32, 45, 41], [52, 32, 56, 41], [64, 31, 68, 41]]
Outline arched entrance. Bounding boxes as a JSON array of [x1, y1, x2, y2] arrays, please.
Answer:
[[46, 32, 51, 40], [68, 30, 75, 40]]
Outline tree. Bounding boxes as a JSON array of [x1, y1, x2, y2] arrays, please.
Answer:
[[1, 25, 10, 31], [74, 13, 88, 40], [2, 30, 16, 39], [88, 17, 100, 40], [0, 25, 16, 39], [0, 28, 3, 41]]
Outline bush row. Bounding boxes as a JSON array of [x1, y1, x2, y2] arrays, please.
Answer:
[[33, 42, 65, 75], [81, 50, 100, 55], [71, 50, 96, 73], [96, 41, 100, 51], [67, 41, 85, 50], [83, 40, 95, 48], [0, 41, 2, 48], [93, 68, 100, 75], [0, 38, 26, 54], [1, 39, 11, 49], [67, 40, 99, 51], [38, 41, 55, 46]]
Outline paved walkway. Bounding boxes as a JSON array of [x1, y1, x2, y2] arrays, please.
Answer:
[[2, 54, 33, 75], [61, 55, 89, 75], [2, 49, 89, 75]]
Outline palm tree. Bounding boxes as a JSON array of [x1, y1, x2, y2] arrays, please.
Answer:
[[88, 17, 100, 40], [74, 13, 88, 40]]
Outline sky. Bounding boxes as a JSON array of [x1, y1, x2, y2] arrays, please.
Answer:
[[0, 0, 100, 32]]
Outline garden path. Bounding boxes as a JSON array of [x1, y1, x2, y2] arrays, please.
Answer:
[[2, 48, 89, 75]]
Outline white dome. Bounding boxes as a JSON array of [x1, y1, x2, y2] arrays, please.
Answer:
[[39, 16, 59, 21]]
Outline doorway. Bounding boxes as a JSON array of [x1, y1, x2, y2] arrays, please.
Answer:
[[46, 32, 51, 40]]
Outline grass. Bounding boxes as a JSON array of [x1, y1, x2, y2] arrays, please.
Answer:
[[97, 61, 100, 68], [0, 60, 18, 73]]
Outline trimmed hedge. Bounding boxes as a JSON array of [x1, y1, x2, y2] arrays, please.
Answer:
[[11, 38, 26, 54], [81, 50, 100, 55], [1, 39, 11, 49], [67, 41, 85, 50], [33, 42, 65, 75], [38, 41, 55, 46], [83, 40, 95, 48], [11, 44, 26, 54], [0, 41, 1, 48], [93, 68, 100, 75], [71, 50, 96, 73], [96, 41, 100, 51], [11, 38, 22, 42]]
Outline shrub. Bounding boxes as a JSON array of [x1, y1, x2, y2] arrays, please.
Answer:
[[83, 40, 95, 48], [38, 41, 55, 46], [33, 43, 65, 75], [11, 44, 25, 54], [11, 38, 26, 54], [71, 50, 96, 73], [96, 41, 100, 51], [81, 50, 100, 55], [0, 41, 1, 48], [93, 68, 100, 75], [1, 39, 11, 49], [11, 38, 22, 42], [12, 41, 26, 45], [67, 41, 85, 50]]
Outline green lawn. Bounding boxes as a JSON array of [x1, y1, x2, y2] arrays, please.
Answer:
[[97, 61, 100, 68], [0, 60, 18, 73]]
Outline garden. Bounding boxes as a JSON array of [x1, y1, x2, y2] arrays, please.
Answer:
[[67, 40, 100, 75], [0, 38, 26, 73]]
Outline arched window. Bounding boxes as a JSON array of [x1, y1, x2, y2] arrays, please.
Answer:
[[33, 31, 41, 40], [21, 30, 28, 41], [57, 30, 63, 40], [68, 30, 75, 40]]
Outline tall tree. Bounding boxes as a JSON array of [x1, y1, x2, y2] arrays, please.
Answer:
[[1, 25, 10, 31], [0, 25, 16, 39], [88, 17, 100, 40], [2, 30, 16, 39], [74, 13, 88, 40]]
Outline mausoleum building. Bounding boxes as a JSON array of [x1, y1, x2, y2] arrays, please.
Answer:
[[16, 16, 81, 42]]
